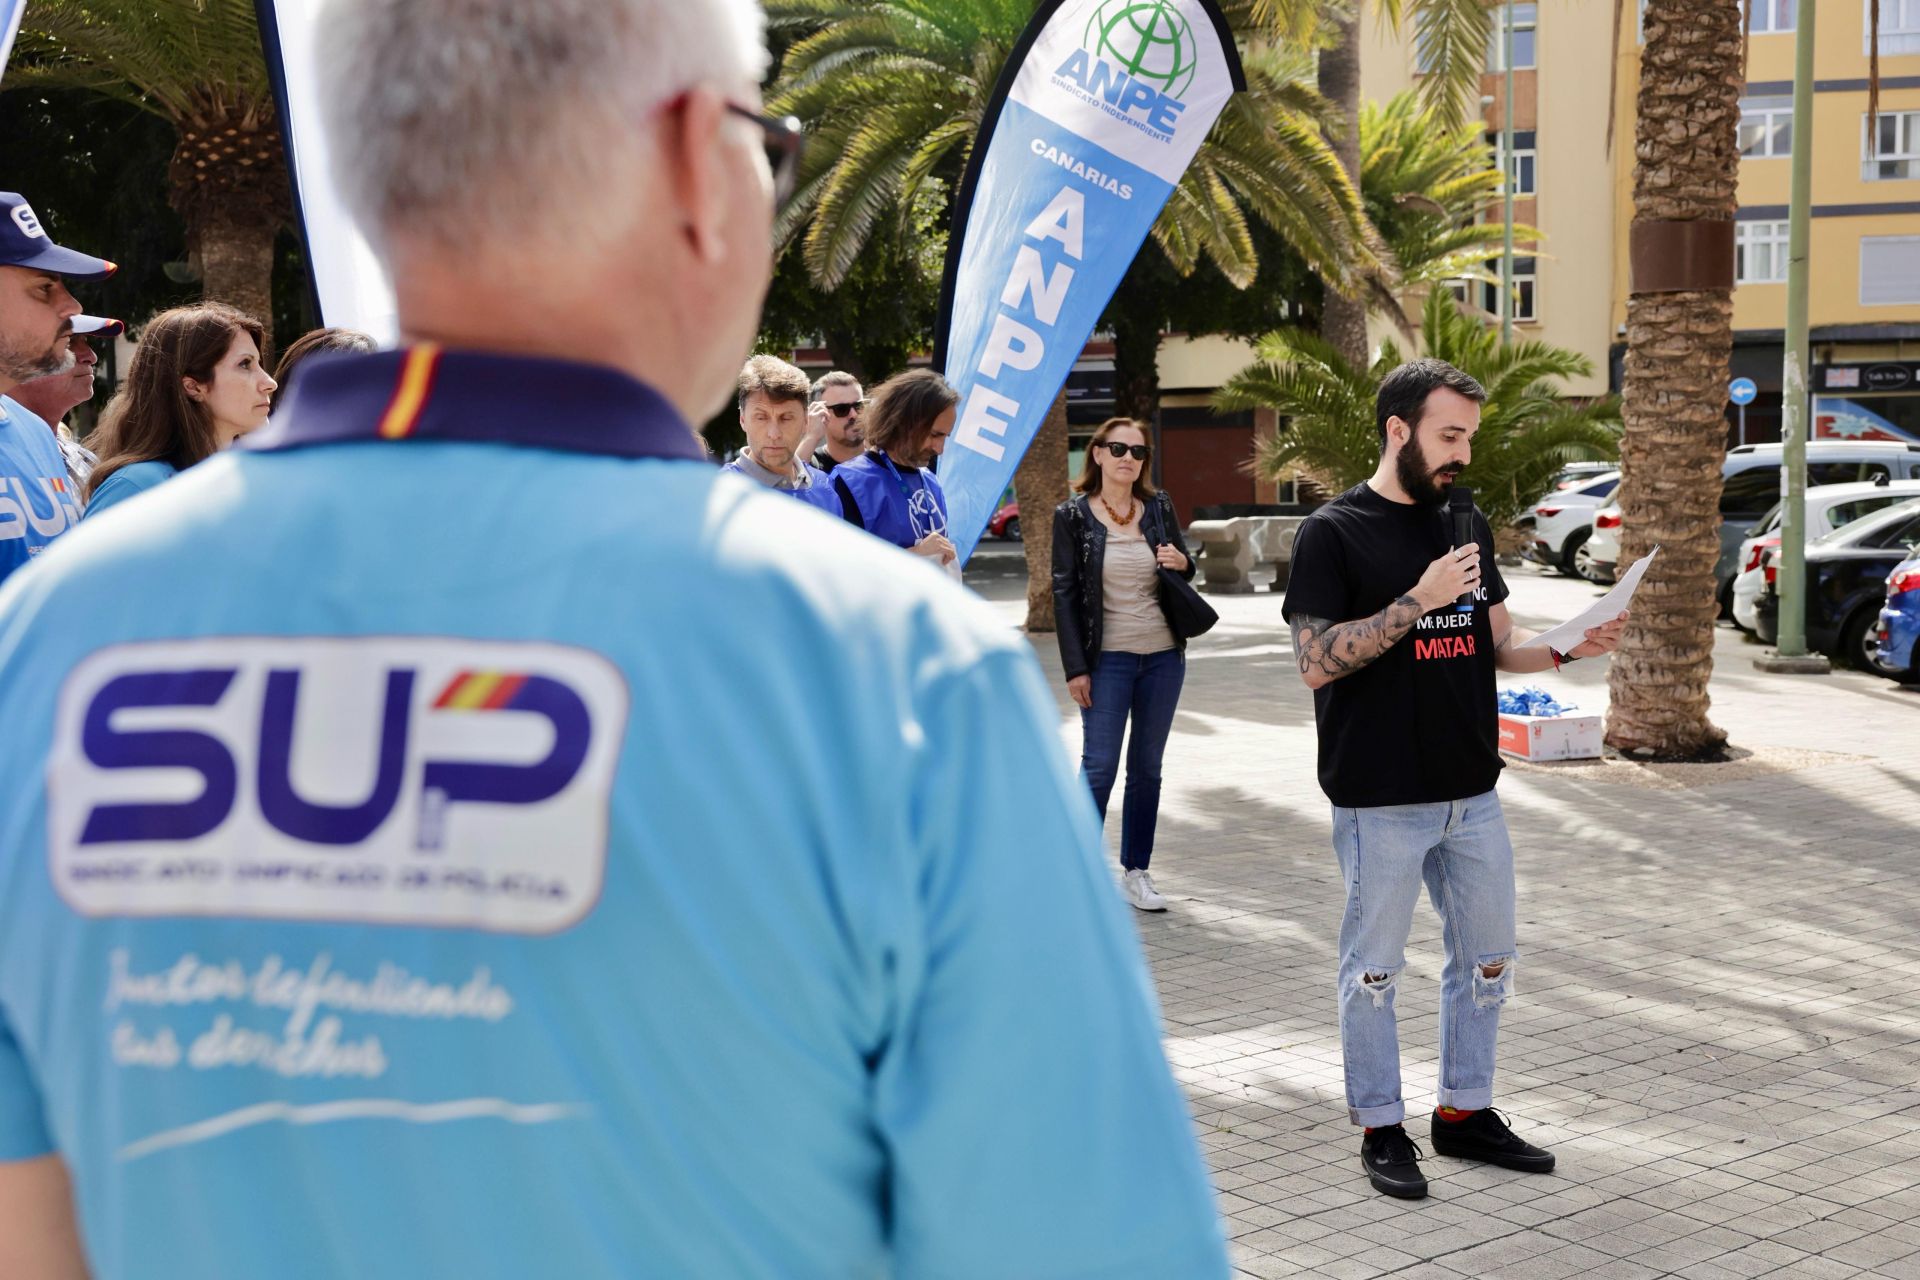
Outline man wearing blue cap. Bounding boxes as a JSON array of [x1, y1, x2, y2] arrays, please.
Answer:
[[0, 192, 116, 579], [7, 315, 124, 497]]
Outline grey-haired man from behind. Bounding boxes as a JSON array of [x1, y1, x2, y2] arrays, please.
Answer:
[[0, 2, 1230, 1277]]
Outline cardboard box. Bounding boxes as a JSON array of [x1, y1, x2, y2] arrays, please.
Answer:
[[1497, 711, 1603, 762]]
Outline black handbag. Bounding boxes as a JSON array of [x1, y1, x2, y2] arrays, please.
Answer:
[[1148, 495, 1218, 640]]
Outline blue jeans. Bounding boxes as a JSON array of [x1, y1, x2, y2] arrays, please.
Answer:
[[1079, 648, 1185, 872], [1331, 791, 1517, 1127]]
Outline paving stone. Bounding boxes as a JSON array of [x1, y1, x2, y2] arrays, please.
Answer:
[[978, 561, 1920, 1280]]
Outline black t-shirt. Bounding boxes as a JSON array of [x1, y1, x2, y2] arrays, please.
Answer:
[[1281, 483, 1509, 808], [812, 446, 843, 474]]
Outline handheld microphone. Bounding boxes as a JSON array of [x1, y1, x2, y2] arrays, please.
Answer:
[[1448, 486, 1476, 608]]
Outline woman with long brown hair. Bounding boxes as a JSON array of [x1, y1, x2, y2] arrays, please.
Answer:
[[83, 303, 276, 518], [1050, 417, 1198, 912]]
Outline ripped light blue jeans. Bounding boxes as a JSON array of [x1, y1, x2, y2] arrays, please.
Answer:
[[1332, 791, 1517, 1128]]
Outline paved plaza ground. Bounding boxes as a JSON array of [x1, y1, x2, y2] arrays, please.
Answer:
[[968, 546, 1920, 1279]]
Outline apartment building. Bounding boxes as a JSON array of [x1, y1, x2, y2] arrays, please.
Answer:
[[1362, 0, 1920, 444]]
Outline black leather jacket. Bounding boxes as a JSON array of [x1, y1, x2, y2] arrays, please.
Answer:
[[1051, 490, 1198, 681]]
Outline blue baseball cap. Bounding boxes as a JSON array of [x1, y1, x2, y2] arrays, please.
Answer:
[[71, 315, 124, 338], [0, 193, 116, 280]]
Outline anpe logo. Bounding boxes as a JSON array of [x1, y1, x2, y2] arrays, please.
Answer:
[[1053, 0, 1195, 136], [9, 202, 46, 240], [49, 637, 629, 933], [1085, 0, 1197, 99]]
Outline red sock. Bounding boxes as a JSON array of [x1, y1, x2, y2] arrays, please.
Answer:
[[1435, 1106, 1476, 1123]]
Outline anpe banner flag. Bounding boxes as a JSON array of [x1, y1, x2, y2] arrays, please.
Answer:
[[933, 0, 1243, 563], [0, 0, 26, 86], [255, 0, 399, 343]]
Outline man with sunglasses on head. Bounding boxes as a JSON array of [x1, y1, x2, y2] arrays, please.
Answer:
[[808, 369, 866, 474], [0, 2, 1228, 1278]]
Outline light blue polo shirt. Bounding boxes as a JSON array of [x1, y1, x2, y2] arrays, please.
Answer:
[[82, 458, 178, 519], [0, 396, 84, 583], [0, 347, 1226, 1279]]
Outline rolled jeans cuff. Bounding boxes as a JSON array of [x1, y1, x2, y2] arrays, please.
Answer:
[[1348, 1099, 1406, 1128], [1435, 1085, 1493, 1113]]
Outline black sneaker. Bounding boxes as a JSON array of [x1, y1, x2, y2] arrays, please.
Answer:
[[1429, 1108, 1556, 1173], [1360, 1124, 1428, 1199]]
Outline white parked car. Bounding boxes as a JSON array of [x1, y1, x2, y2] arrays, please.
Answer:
[[1727, 479, 1920, 631], [1523, 471, 1620, 575]]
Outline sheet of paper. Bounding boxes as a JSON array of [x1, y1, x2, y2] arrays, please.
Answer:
[[1518, 547, 1658, 651]]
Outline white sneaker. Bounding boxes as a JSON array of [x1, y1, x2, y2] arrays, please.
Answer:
[[1123, 869, 1168, 912]]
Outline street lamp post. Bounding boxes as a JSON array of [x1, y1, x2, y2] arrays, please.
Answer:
[[1501, 1, 1516, 345]]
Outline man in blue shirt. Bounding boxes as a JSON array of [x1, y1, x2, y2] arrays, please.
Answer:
[[0, 194, 115, 582], [0, 2, 1227, 1277], [8, 315, 123, 497], [721, 353, 843, 515]]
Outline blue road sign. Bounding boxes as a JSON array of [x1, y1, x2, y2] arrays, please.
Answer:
[[1729, 377, 1758, 406]]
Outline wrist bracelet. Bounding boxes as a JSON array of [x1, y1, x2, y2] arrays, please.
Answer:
[[1549, 646, 1577, 671]]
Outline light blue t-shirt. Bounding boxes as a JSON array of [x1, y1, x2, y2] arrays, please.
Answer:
[[82, 457, 178, 519], [0, 397, 84, 583], [0, 348, 1226, 1279]]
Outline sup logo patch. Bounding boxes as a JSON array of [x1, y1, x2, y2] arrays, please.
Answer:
[[49, 637, 629, 933]]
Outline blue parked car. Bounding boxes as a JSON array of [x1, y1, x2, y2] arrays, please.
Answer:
[[1871, 552, 1920, 683]]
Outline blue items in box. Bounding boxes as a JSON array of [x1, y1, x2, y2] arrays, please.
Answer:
[[1497, 686, 1578, 717]]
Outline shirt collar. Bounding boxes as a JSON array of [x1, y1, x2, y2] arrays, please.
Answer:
[[733, 449, 810, 490], [241, 345, 710, 462]]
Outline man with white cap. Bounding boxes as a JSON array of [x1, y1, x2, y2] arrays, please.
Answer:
[[6, 314, 124, 497], [0, 4, 1226, 1278], [0, 192, 115, 581]]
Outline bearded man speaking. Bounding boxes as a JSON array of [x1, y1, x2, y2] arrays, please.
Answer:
[[1280, 358, 1627, 1200]]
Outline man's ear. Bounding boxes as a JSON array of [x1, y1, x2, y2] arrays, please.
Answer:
[[660, 88, 735, 267]]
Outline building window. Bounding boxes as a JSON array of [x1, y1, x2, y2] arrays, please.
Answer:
[[1482, 256, 1537, 322], [1739, 96, 1793, 158], [1491, 130, 1537, 195], [1868, 0, 1920, 56], [1865, 110, 1920, 180], [1748, 0, 1796, 32], [1736, 221, 1790, 283], [1487, 4, 1537, 71], [1861, 236, 1920, 305]]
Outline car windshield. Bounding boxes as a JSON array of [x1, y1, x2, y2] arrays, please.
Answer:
[[1817, 498, 1920, 546]]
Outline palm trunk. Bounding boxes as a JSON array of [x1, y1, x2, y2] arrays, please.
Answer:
[[1016, 389, 1070, 632], [191, 200, 278, 330], [1111, 309, 1160, 422], [168, 94, 289, 330], [1317, 11, 1369, 370], [1604, 0, 1743, 758]]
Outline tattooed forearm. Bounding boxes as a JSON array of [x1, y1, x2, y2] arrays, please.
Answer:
[[1290, 596, 1425, 689]]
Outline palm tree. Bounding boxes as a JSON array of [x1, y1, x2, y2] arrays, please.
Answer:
[[1603, 0, 1743, 759], [1214, 288, 1620, 534], [767, 0, 1384, 632], [1359, 92, 1537, 311], [1254, 0, 1495, 368], [11, 0, 287, 324], [769, 2, 1380, 295]]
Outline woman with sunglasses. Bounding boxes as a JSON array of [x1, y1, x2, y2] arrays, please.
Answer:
[[1051, 417, 1198, 913]]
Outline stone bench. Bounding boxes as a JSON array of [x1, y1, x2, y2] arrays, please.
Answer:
[[1189, 516, 1304, 595]]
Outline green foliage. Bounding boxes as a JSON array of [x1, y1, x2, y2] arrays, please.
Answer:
[[1360, 92, 1538, 299], [0, 89, 194, 329], [765, 0, 1381, 294], [1215, 289, 1622, 530], [8, 0, 270, 116]]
